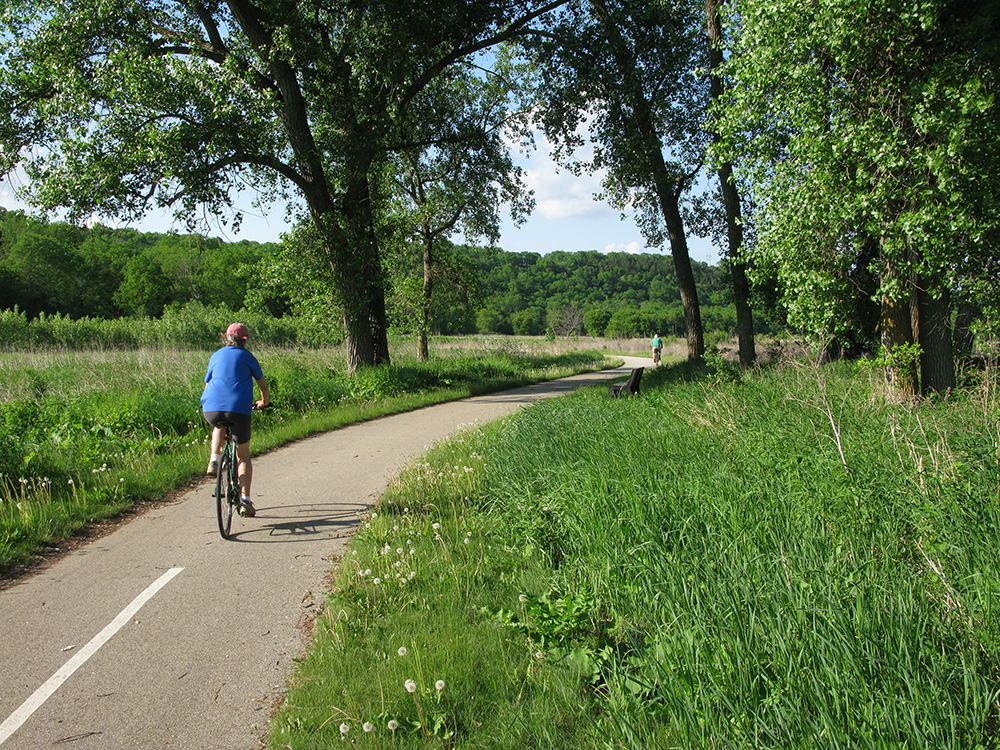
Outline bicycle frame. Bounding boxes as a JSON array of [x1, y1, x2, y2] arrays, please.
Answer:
[[215, 424, 241, 539]]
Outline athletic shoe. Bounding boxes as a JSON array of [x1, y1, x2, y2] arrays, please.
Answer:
[[207, 457, 219, 476], [240, 498, 256, 517]]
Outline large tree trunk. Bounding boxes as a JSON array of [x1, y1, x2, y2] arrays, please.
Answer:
[[591, 0, 705, 363], [654, 182, 705, 362], [878, 259, 918, 397], [916, 280, 955, 395], [953, 301, 979, 361], [706, 0, 755, 368], [315, 169, 391, 374]]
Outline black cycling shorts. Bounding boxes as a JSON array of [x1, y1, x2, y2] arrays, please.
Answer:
[[203, 411, 252, 445]]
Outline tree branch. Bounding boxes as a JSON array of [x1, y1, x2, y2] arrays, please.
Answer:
[[399, 0, 569, 111]]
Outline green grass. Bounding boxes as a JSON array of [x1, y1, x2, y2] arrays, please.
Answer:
[[0, 338, 613, 574], [270, 358, 1000, 749]]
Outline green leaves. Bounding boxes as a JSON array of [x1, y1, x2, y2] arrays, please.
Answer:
[[714, 0, 1000, 348]]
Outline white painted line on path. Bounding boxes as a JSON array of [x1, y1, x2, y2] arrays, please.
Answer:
[[0, 567, 184, 746]]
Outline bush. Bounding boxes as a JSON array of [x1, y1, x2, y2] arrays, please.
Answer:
[[0, 302, 310, 350], [604, 307, 644, 339]]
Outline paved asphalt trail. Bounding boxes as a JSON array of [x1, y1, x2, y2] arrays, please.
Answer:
[[0, 358, 647, 750]]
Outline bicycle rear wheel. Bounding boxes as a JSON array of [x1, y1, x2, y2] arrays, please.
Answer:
[[215, 445, 236, 538]]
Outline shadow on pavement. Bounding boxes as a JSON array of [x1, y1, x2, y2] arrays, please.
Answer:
[[224, 501, 366, 542]]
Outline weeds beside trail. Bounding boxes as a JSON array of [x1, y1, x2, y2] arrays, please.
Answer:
[[271, 360, 1000, 749], [0, 341, 611, 574]]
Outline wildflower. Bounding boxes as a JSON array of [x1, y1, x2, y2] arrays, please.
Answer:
[[373, 578, 381, 585], [388, 720, 399, 731], [398, 646, 408, 656], [339, 723, 349, 735], [435, 680, 445, 691], [405, 679, 417, 693], [371, 512, 378, 519], [463, 538, 470, 545], [432, 523, 440, 530], [363, 722, 374, 733]]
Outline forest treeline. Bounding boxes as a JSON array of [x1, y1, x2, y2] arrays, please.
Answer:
[[0, 208, 757, 346]]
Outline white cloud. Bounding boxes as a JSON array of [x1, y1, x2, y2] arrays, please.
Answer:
[[604, 241, 644, 254], [0, 184, 23, 211], [509, 129, 615, 222]]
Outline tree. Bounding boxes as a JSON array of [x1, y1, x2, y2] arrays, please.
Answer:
[[605, 307, 644, 339], [389, 61, 532, 360], [115, 253, 173, 317], [584, 307, 612, 337], [705, 0, 755, 367], [0, 0, 566, 371], [526, 0, 710, 362], [716, 0, 1000, 395]]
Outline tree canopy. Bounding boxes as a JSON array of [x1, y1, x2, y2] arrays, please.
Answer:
[[0, 0, 566, 370], [714, 0, 1000, 391]]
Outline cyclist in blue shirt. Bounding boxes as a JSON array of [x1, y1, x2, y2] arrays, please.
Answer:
[[201, 322, 270, 517]]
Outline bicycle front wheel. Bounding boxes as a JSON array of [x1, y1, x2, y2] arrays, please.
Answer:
[[216, 447, 236, 539]]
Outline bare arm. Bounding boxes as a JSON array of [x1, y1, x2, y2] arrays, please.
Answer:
[[255, 377, 270, 409]]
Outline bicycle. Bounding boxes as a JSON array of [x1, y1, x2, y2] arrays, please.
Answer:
[[214, 405, 269, 539], [652, 347, 662, 366], [213, 418, 242, 539]]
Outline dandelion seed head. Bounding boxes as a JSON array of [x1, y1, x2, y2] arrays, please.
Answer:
[[339, 723, 349, 735], [405, 679, 417, 693], [435, 680, 445, 691], [388, 720, 399, 730], [398, 646, 408, 656], [363, 722, 374, 732]]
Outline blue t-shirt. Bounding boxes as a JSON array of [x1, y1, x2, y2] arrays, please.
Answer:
[[200, 346, 264, 415]]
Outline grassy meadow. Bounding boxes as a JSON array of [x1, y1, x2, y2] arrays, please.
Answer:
[[0, 336, 614, 574], [269, 357, 1000, 749]]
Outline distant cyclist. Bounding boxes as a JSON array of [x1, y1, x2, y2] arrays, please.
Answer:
[[651, 333, 663, 366], [201, 323, 270, 517]]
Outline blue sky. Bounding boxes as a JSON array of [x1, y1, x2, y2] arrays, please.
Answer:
[[1, 136, 721, 266], [495, 134, 719, 264]]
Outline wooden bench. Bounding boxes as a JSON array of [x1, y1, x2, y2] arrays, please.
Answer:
[[609, 367, 643, 397]]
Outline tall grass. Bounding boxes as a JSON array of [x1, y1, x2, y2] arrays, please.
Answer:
[[271, 359, 1000, 748], [0, 341, 610, 574]]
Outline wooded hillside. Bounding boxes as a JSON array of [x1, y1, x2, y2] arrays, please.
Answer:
[[0, 209, 756, 341]]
